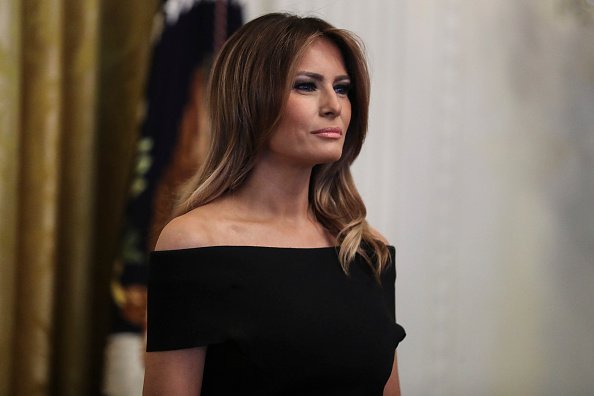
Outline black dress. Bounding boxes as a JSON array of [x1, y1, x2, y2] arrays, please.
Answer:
[[146, 245, 406, 395]]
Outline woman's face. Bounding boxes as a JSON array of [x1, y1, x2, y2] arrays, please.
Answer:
[[265, 37, 352, 167]]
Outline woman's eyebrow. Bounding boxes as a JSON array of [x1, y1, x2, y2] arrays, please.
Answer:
[[295, 71, 350, 82]]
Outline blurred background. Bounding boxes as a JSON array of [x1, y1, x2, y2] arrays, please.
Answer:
[[1, 0, 593, 395]]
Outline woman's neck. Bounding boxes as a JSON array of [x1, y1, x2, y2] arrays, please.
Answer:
[[227, 158, 313, 223]]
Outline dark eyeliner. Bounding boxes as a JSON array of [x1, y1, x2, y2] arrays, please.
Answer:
[[293, 80, 317, 92], [334, 82, 352, 95]]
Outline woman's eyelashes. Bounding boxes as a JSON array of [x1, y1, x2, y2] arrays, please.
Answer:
[[292, 80, 351, 95], [293, 80, 317, 92], [334, 82, 351, 96]]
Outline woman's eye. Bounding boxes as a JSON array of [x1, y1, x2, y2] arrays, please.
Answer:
[[293, 81, 317, 92], [334, 83, 351, 96]]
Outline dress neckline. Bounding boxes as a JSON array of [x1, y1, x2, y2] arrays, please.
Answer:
[[151, 245, 340, 254], [151, 245, 395, 255]]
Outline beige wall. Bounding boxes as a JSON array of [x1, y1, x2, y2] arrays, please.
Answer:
[[243, 1, 594, 394]]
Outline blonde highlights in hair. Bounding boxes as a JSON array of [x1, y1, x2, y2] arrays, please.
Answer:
[[175, 13, 390, 277]]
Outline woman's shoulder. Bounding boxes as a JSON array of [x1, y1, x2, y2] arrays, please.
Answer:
[[155, 204, 221, 252]]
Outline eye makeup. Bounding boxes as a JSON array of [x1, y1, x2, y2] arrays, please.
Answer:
[[293, 80, 317, 92], [292, 72, 351, 95], [333, 81, 351, 96]]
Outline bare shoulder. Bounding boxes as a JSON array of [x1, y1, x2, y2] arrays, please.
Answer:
[[154, 206, 217, 251]]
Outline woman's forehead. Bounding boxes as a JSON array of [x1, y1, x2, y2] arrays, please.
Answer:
[[293, 38, 348, 76]]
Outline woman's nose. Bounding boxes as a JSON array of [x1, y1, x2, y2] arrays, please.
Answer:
[[319, 88, 341, 118]]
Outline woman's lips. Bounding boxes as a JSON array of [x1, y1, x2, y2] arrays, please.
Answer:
[[311, 127, 342, 139]]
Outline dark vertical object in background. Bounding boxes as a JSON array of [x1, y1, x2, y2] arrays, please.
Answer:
[[107, 0, 243, 349], [214, 0, 229, 51]]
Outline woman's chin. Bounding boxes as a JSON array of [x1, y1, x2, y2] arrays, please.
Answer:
[[313, 151, 343, 165]]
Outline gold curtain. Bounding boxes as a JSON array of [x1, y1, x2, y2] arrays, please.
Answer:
[[0, 0, 157, 395]]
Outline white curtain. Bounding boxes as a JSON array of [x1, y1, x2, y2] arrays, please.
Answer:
[[243, 1, 594, 395]]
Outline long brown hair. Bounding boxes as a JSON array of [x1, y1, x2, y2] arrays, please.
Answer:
[[175, 13, 390, 276]]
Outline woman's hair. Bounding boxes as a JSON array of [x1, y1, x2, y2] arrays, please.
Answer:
[[174, 13, 390, 277]]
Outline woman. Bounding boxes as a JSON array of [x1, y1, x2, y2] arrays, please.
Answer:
[[143, 13, 406, 396]]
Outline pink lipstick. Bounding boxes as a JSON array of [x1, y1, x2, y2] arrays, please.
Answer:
[[311, 127, 342, 139]]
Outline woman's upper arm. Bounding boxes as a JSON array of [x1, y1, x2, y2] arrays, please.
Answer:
[[146, 214, 210, 395], [383, 351, 401, 396], [143, 347, 207, 396]]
